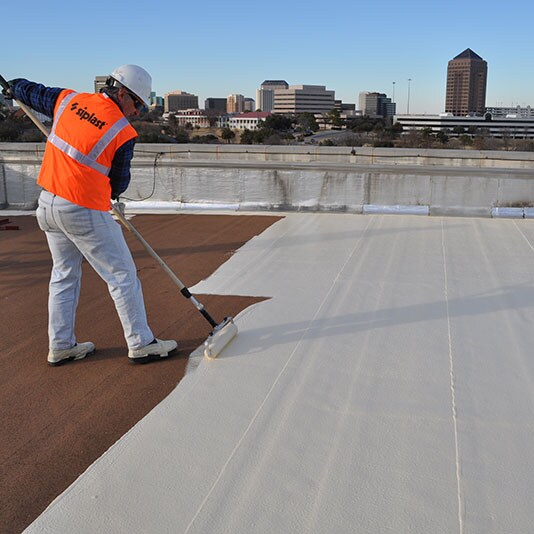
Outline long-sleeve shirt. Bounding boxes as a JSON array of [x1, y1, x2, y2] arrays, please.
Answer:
[[11, 79, 135, 199]]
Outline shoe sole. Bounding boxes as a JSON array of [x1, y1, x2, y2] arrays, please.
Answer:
[[48, 349, 95, 367], [128, 349, 177, 364]]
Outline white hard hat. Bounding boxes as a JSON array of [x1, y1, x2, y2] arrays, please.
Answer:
[[110, 64, 152, 107]]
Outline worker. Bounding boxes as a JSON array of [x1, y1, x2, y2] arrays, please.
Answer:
[[2, 65, 177, 365]]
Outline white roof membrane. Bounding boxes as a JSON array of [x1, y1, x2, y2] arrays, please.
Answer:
[[25, 213, 534, 534]]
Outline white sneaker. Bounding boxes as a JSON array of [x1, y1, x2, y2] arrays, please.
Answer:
[[48, 342, 95, 366], [128, 338, 178, 363]]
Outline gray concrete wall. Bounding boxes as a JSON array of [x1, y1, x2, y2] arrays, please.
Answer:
[[1, 143, 533, 216]]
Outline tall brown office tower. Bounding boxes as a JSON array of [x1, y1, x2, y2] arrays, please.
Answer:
[[445, 48, 487, 116]]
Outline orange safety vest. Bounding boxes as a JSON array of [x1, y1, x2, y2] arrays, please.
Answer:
[[38, 90, 137, 211]]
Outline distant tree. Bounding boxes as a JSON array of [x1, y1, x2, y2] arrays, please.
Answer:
[[400, 129, 421, 148], [204, 110, 220, 128], [348, 116, 383, 134], [19, 128, 46, 142], [372, 121, 385, 137], [420, 127, 434, 147], [513, 139, 534, 152], [384, 122, 403, 138], [327, 108, 343, 128], [0, 102, 9, 121], [373, 140, 394, 147], [159, 115, 190, 143], [135, 121, 184, 143], [472, 135, 486, 150], [436, 130, 449, 144], [262, 114, 293, 131], [0, 110, 47, 141], [253, 127, 276, 143], [142, 108, 164, 123], [163, 113, 185, 139], [0, 120, 21, 141], [265, 133, 282, 145], [339, 134, 363, 148], [167, 113, 177, 128], [221, 127, 236, 143], [296, 112, 319, 133], [173, 130, 190, 143], [239, 127, 279, 144], [191, 134, 219, 144], [421, 127, 434, 139], [459, 134, 473, 147], [240, 128, 254, 144]]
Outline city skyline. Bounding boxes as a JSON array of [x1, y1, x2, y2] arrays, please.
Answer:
[[4, 0, 534, 115]]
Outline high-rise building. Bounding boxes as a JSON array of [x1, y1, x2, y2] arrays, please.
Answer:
[[149, 92, 164, 109], [244, 98, 256, 112], [164, 90, 199, 113], [256, 80, 289, 112], [256, 89, 273, 112], [445, 48, 487, 116], [272, 85, 335, 114], [227, 94, 245, 113], [358, 92, 395, 118], [204, 98, 227, 112]]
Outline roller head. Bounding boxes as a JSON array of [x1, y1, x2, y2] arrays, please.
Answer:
[[204, 317, 238, 359]]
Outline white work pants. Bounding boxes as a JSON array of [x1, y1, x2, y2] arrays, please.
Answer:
[[36, 190, 154, 351]]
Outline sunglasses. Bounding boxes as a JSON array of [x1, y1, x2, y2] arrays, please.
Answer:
[[128, 91, 145, 111]]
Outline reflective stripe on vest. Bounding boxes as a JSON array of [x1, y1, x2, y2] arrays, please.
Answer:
[[47, 91, 131, 177]]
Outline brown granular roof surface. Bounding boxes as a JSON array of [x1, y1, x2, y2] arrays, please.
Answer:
[[0, 213, 281, 533]]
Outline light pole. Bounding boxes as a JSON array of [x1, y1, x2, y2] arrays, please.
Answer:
[[392, 81, 396, 103], [407, 78, 412, 114]]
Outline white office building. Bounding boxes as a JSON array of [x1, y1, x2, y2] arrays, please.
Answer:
[[485, 106, 534, 119], [272, 85, 335, 114], [395, 113, 534, 139]]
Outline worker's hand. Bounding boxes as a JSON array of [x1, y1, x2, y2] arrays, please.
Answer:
[[1, 86, 13, 100], [115, 202, 125, 216], [111, 202, 126, 221], [1, 79, 21, 100]]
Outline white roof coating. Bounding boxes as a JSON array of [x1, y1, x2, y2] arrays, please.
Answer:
[[25, 213, 534, 534]]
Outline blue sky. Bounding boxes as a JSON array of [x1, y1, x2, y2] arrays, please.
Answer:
[[4, 0, 534, 114]]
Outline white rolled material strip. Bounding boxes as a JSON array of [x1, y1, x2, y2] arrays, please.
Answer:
[[363, 204, 429, 215]]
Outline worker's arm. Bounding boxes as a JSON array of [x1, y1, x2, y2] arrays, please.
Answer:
[[8, 79, 63, 119], [109, 138, 136, 200]]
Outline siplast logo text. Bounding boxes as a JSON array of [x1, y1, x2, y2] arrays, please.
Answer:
[[69, 102, 107, 130]]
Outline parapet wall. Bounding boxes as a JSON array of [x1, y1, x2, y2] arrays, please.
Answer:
[[1, 143, 534, 217]]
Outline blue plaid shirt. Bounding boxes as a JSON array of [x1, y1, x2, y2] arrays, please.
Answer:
[[11, 79, 136, 199]]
